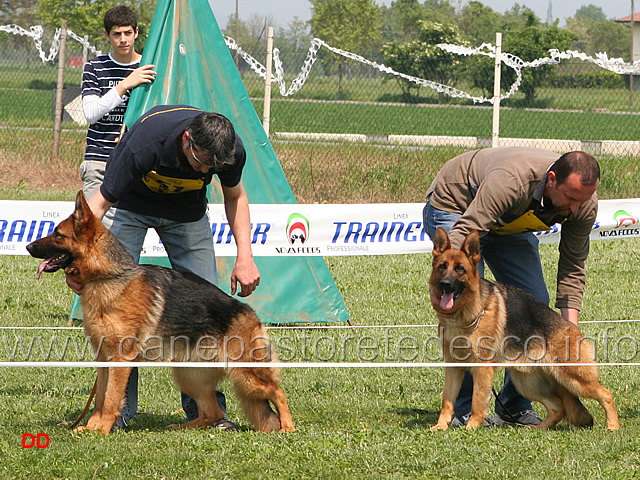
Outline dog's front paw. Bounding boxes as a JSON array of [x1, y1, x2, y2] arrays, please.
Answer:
[[465, 416, 485, 430], [431, 422, 449, 431], [73, 425, 110, 436]]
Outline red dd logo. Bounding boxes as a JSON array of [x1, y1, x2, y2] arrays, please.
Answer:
[[22, 433, 50, 448]]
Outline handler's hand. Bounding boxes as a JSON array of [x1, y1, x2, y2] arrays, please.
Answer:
[[121, 64, 156, 90], [65, 270, 84, 296], [230, 258, 260, 297]]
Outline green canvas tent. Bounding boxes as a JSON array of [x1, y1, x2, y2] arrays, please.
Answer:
[[70, 0, 349, 324]]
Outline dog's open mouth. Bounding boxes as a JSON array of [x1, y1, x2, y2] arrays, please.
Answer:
[[439, 291, 459, 310], [36, 254, 72, 279]]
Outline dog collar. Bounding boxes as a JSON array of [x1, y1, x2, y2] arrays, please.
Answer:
[[462, 309, 485, 332]]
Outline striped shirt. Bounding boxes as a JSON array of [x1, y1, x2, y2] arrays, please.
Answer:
[[82, 53, 140, 161]]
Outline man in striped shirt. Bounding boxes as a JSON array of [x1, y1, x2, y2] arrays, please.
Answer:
[[81, 5, 156, 204]]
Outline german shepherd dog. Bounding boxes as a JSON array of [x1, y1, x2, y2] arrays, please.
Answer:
[[429, 227, 618, 431], [27, 191, 295, 435]]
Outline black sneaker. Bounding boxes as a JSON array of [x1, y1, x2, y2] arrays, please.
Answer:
[[450, 413, 495, 427], [212, 418, 238, 431], [492, 409, 542, 426]]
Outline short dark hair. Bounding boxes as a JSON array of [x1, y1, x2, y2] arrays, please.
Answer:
[[549, 151, 600, 186], [104, 5, 138, 33], [189, 113, 237, 166]]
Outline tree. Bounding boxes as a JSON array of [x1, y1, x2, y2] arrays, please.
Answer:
[[459, 1, 500, 44], [566, 11, 628, 59], [575, 4, 608, 22], [382, 20, 469, 103], [0, 0, 39, 25], [501, 4, 540, 32], [36, 0, 154, 50], [276, 17, 312, 71], [277, 17, 311, 51], [309, 0, 382, 96], [381, 0, 427, 43], [588, 21, 630, 59], [503, 23, 577, 104], [423, 0, 456, 22]]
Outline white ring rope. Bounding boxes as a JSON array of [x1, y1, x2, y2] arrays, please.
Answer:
[[225, 35, 640, 104], [0, 24, 101, 62], [2, 319, 640, 331], [0, 361, 636, 368]]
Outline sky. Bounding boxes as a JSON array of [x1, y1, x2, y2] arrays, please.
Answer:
[[209, 0, 634, 31]]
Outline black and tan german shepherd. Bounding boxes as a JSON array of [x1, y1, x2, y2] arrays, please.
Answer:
[[429, 227, 618, 431], [27, 191, 295, 435]]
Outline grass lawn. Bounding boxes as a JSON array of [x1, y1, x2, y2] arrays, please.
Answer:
[[0, 132, 639, 477], [0, 231, 639, 478]]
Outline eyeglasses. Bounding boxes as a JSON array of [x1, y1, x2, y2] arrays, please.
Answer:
[[188, 136, 230, 169]]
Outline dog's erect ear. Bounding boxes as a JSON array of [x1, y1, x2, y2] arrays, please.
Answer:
[[461, 230, 481, 265], [431, 227, 451, 257], [71, 190, 96, 236]]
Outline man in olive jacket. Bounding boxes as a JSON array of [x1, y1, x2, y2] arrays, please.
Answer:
[[423, 146, 600, 427]]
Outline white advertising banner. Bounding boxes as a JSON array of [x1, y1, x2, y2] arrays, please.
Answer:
[[0, 199, 639, 257]]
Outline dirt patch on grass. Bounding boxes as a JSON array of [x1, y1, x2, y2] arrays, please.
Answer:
[[0, 130, 84, 192], [0, 154, 81, 191]]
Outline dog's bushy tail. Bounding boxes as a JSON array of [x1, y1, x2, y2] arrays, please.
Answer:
[[231, 367, 282, 432], [563, 394, 594, 428], [237, 395, 281, 433]]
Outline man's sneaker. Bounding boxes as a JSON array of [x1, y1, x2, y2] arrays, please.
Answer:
[[450, 413, 495, 427], [212, 418, 238, 431], [492, 409, 542, 426]]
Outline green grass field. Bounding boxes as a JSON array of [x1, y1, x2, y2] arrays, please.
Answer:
[[1, 239, 639, 478]]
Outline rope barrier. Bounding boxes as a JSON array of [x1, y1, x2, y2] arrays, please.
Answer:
[[2, 319, 640, 331], [0, 361, 637, 368]]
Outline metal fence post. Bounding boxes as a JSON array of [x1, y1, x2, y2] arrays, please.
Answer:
[[52, 20, 68, 158], [491, 32, 502, 148]]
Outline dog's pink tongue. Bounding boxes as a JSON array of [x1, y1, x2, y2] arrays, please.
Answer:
[[36, 259, 49, 280], [440, 292, 454, 310]]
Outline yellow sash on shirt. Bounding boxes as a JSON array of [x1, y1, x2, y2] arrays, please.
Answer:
[[490, 210, 553, 235], [142, 170, 204, 194]]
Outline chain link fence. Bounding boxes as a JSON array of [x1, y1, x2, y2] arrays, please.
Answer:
[[1, 25, 638, 203]]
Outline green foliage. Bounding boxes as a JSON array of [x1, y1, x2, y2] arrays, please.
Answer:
[[587, 21, 631, 60], [35, 0, 154, 49], [500, 3, 541, 31], [309, 0, 382, 54], [382, 20, 470, 102], [459, 1, 500, 44], [566, 18, 630, 59], [548, 70, 626, 89], [575, 4, 608, 22], [381, 0, 427, 42], [468, 21, 578, 104], [503, 24, 577, 103], [309, 0, 382, 96]]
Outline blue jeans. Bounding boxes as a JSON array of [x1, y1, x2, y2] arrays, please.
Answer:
[[109, 208, 217, 284], [109, 208, 220, 425], [423, 197, 549, 418]]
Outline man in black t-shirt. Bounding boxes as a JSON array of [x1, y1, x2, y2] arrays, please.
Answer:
[[70, 105, 260, 431]]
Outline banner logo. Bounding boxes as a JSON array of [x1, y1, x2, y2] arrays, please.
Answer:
[[286, 213, 309, 245], [614, 209, 639, 228]]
